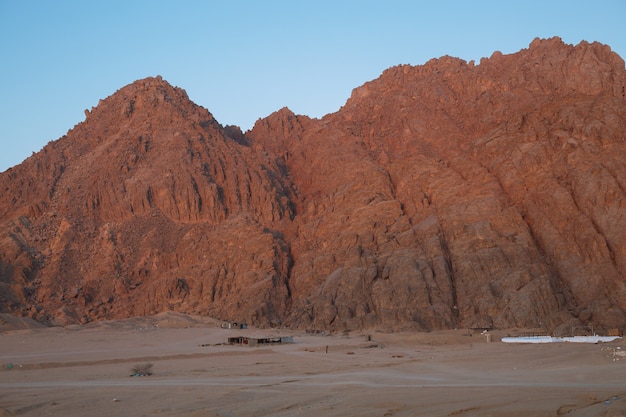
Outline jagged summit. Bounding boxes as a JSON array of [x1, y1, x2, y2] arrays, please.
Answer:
[[84, 76, 221, 127], [1, 38, 625, 333]]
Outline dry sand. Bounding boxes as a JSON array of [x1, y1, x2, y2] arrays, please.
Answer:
[[0, 312, 625, 417]]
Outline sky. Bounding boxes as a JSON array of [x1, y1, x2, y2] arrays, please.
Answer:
[[1, 1, 625, 172]]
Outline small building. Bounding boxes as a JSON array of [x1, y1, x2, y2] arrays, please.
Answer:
[[220, 322, 247, 329], [227, 336, 294, 347]]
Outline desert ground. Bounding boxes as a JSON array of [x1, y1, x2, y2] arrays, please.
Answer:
[[0, 313, 625, 417]]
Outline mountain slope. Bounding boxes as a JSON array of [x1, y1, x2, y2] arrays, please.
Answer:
[[1, 37, 625, 332]]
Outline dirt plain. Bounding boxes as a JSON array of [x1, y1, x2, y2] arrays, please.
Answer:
[[0, 312, 625, 417]]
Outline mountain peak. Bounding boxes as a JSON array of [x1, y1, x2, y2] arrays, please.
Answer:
[[83, 75, 208, 123]]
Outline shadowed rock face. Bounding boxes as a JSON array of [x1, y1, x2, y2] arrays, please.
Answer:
[[1, 37, 625, 332]]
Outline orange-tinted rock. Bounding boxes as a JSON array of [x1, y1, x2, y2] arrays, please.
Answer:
[[1, 37, 625, 332]]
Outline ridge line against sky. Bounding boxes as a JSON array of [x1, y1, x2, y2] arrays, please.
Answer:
[[1, 0, 625, 172]]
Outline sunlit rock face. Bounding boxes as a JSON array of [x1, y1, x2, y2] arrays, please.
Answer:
[[1, 38, 625, 332]]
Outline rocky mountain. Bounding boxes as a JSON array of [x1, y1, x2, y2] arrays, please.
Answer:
[[1, 37, 625, 333]]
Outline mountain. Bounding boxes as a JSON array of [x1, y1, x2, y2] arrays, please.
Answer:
[[1, 37, 625, 333]]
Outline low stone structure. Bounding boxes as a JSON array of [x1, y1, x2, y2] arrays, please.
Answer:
[[227, 336, 294, 347]]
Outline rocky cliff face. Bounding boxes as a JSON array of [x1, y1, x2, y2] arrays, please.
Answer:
[[0, 77, 294, 326], [1, 37, 625, 332]]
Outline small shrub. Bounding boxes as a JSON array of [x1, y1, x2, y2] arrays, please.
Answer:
[[130, 363, 153, 376]]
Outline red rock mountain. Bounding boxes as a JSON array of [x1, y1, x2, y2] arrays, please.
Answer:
[[1, 37, 625, 333]]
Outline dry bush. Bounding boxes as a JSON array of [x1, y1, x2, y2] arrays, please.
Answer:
[[130, 363, 153, 376]]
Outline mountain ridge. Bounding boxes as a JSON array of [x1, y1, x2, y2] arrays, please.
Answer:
[[1, 37, 625, 333]]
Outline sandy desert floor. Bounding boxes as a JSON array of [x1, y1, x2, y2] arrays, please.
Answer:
[[0, 312, 625, 417]]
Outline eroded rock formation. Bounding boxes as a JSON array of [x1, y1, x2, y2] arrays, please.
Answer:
[[1, 37, 625, 332]]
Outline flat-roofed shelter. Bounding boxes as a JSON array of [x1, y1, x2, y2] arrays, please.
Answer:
[[227, 336, 294, 347]]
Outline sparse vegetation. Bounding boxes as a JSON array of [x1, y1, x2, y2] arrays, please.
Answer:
[[130, 363, 153, 376]]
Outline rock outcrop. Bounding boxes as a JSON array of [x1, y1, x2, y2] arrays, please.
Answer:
[[1, 37, 625, 332]]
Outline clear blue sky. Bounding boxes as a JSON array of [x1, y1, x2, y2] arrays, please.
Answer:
[[1, 1, 625, 172]]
